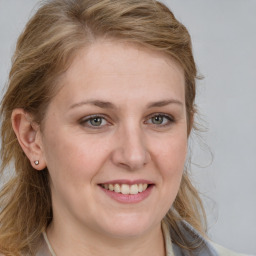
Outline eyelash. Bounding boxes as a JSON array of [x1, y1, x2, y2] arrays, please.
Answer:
[[79, 114, 110, 129], [79, 113, 174, 129], [145, 113, 174, 127]]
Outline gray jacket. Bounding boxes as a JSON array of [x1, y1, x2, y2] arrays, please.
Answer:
[[162, 221, 250, 256]]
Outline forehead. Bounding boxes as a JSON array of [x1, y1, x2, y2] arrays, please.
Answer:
[[67, 40, 183, 78], [52, 40, 185, 107]]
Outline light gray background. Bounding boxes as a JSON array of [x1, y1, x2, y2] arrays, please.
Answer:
[[0, 0, 255, 254]]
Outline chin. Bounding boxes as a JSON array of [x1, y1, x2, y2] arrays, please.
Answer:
[[98, 214, 159, 239]]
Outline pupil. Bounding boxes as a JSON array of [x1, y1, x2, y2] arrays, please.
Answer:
[[153, 115, 163, 124], [91, 117, 102, 126]]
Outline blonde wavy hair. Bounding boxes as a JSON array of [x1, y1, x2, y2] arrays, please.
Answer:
[[0, 0, 206, 255]]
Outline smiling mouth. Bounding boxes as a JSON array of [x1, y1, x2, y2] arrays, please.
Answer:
[[100, 183, 150, 195]]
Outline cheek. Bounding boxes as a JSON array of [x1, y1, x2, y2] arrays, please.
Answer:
[[42, 131, 110, 185], [154, 134, 187, 175], [151, 134, 187, 216]]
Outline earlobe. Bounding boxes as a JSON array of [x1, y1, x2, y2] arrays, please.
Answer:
[[11, 108, 46, 170]]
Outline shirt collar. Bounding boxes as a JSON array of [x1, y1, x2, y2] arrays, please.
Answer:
[[162, 220, 175, 256]]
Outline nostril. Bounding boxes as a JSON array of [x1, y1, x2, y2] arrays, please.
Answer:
[[110, 134, 151, 170]]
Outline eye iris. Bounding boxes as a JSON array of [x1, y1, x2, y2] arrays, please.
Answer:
[[90, 117, 102, 126], [152, 115, 163, 124]]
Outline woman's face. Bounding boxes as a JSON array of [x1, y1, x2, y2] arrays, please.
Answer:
[[39, 40, 188, 238]]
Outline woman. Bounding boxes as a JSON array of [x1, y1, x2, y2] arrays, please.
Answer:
[[0, 0, 248, 255]]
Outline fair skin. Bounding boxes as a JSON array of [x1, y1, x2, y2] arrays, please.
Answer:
[[12, 40, 188, 256]]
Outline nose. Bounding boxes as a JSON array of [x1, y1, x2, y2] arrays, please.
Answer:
[[111, 126, 151, 170]]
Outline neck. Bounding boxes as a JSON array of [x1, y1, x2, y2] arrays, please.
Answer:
[[46, 220, 165, 256]]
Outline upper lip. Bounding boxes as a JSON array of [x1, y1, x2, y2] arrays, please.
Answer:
[[99, 179, 154, 185]]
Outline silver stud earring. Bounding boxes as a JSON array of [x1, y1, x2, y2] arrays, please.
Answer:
[[34, 160, 39, 165]]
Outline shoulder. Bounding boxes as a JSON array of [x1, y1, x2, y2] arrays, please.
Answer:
[[210, 242, 253, 256], [170, 220, 251, 256]]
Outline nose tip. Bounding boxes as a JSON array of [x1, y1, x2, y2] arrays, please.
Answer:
[[126, 149, 151, 170], [112, 147, 151, 170], [111, 132, 151, 170]]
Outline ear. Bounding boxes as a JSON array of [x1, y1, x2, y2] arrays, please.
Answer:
[[11, 108, 46, 170]]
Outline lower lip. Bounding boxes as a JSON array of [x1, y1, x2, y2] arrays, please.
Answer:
[[99, 185, 153, 204]]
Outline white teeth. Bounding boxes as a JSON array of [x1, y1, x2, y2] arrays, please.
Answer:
[[114, 184, 121, 193], [143, 184, 147, 190], [121, 184, 130, 194], [102, 183, 149, 194], [130, 184, 139, 194]]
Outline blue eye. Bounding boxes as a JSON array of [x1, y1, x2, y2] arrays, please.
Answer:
[[89, 117, 103, 126], [146, 114, 173, 126], [151, 115, 164, 124], [80, 115, 108, 128]]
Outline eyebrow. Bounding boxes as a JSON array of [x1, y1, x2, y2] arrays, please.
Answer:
[[69, 100, 116, 110], [147, 99, 183, 108], [69, 99, 183, 110]]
